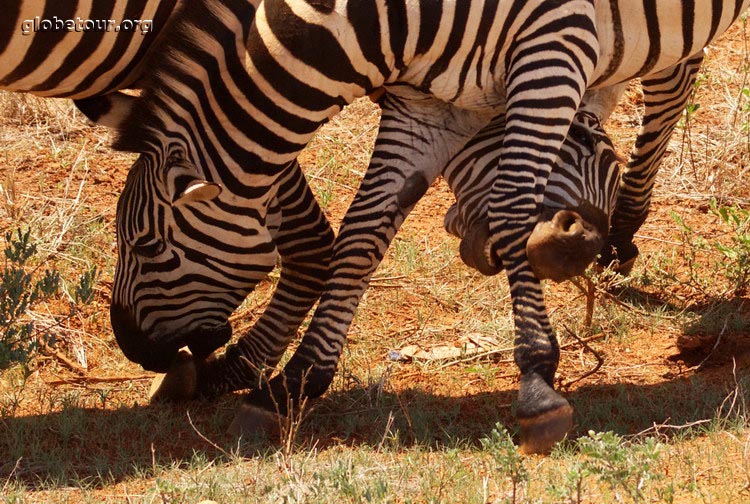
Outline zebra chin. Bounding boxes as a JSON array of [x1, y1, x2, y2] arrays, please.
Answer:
[[110, 303, 232, 373], [459, 203, 608, 282]]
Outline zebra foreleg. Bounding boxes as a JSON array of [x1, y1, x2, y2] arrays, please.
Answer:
[[485, 12, 598, 453], [599, 54, 704, 274], [191, 163, 335, 397], [237, 170, 435, 430]]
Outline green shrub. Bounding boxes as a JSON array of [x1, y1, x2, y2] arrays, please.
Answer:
[[671, 199, 750, 295], [0, 228, 97, 371]]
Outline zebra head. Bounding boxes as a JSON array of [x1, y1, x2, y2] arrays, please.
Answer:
[[446, 110, 621, 281], [525, 110, 621, 281], [77, 92, 281, 373]]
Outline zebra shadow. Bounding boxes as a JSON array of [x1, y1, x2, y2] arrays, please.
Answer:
[[0, 395, 242, 489], [611, 283, 750, 367], [307, 358, 748, 447], [1, 351, 746, 489]]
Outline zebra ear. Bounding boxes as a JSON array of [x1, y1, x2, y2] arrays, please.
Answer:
[[74, 92, 135, 129], [172, 181, 223, 206]]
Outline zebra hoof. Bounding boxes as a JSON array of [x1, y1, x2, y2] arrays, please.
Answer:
[[148, 348, 198, 402], [612, 255, 637, 277], [518, 403, 573, 454], [228, 403, 282, 440]]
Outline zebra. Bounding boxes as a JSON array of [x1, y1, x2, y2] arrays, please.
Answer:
[[9, 0, 739, 454], [443, 101, 623, 282], [226, 0, 750, 454], [154, 102, 622, 403], [0, 0, 335, 388]]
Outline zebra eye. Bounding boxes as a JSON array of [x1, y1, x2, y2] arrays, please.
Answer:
[[166, 151, 186, 165], [569, 124, 593, 147], [132, 238, 164, 258]]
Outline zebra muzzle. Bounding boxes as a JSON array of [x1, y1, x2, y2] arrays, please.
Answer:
[[110, 303, 232, 373], [110, 303, 181, 373], [458, 208, 605, 282], [526, 209, 604, 282]]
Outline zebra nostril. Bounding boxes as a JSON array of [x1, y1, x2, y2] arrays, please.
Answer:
[[527, 209, 604, 282], [555, 211, 584, 236]]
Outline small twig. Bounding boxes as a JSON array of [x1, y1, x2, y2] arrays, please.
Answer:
[[369, 282, 406, 289], [187, 411, 232, 458], [46, 374, 153, 386], [39, 342, 86, 375], [2, 457, 22, 494], [560, 325, 604, 389], [435, 345, 516, 370], [370, 275, 407, 282], [570, 276, 597, 332], [717, 358, 742, 421], [595, 285, 681, 320], [559, 332, 606, 350], [695, 318, 729, 371], [632, 418, 713, 439], [632, 234, 683, 246], [401, 333, 605, 372], [394, 391, 415, 440]]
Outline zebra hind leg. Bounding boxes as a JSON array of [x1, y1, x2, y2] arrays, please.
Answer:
[[598, 54, 704, 275]]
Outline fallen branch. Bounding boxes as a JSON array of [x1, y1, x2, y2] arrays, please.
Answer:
[[560, 326, 604, 390], [46, 374, 153, 386]]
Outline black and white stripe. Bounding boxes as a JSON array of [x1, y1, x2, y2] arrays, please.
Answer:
[[92, 0, 605, 414], [443, 109, 621, 249], [597, 54, 706, 273], [0, 0, 179, 98], [242, 0, 604, 445], [6, 0, 746, 452]]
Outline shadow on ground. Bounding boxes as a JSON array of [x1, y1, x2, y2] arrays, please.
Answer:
[[2, 352, 747, 489], [613, 285, 750, 366]]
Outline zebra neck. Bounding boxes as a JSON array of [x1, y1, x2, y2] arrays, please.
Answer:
[[0, 0, 181, 99], [111, 0, 299, 172]]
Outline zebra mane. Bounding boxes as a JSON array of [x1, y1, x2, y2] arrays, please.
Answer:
[[112, 0, 256, 154]]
